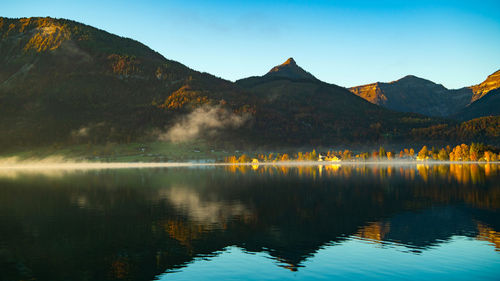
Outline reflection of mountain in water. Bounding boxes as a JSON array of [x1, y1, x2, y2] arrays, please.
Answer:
[[0, 164, 498, 280], [357, 206, 481, 251]]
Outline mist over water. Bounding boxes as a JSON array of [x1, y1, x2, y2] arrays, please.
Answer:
[[0, 164, 499, 280]]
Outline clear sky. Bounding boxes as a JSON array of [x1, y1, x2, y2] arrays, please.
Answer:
[[3, 0, 500, 88]]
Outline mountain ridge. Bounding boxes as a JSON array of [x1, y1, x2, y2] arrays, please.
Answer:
[[349, 71, 500, 118], [469, 69, 500, 102], [453, 88, 500, 120], [0, 17, 498, 147], [0, 16, 252, 147]]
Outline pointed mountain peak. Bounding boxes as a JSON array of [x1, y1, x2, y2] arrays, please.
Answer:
[[266, 57, 317, 81], [282, 57, 297, 66]]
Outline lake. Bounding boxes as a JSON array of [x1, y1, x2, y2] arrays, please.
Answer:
[[0, 163, 499, 280]]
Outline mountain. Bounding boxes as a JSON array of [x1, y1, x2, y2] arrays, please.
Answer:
[[469, 69, 500, 102], [236, 58, 439, 144], [349, 70, 500, 118], [0, 17, 497, 148], [265, 57, 318, 81], [0, 17, 441, 148], [236, 57, 318, 88], [0, 17, 250, 147], [453, 89, 500, 121], [349, 75, 473, 117]]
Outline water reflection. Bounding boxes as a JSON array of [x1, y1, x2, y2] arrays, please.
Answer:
[[225, 163, 499, 185], [0, 164, 498, 281], [477, 222, 500, 251]]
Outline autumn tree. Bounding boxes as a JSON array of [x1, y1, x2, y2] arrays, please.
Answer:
[[357, 152, 369, 161], [386, 151, 393, 160], [469, 143, 479, 161], [417, 146, 429, 160], [438, 148, 448, 161], [450, 144, 470, 161], [459, 144, 470, 161], [446, 145, 451, 154], [311, 149, 318, 161], [238, 154, 251, 163], [225, 156, 238, 163], [483, 151, 498, 162], [297, 152, 304, 161], [342, 150, 352, 160]]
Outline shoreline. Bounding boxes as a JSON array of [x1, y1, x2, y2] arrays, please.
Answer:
[[0, 160, 499, 171]]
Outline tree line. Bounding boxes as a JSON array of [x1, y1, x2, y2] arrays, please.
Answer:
[[224, 143, 499, 163]]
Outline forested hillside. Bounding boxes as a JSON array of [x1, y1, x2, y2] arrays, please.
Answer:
[[0, 17, 498, 150]]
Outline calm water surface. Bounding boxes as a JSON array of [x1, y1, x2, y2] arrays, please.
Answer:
[[0, 163, 499, 280]]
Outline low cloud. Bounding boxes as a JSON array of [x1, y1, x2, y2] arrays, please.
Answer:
[[72, 127, 89, 138], [159, 105, 250, 143], [70, 122, 113, 143]]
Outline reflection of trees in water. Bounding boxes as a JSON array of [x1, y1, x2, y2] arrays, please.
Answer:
[[476, 222, 500, 251], [225, 164, 500, 209], [356, 222, 392, 243], [0, 165, 498, 281], [225, 163, 499, 185]]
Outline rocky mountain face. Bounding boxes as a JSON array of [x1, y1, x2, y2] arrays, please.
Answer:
[[349, 71, 500, 118], [469, 69, 500, 102]]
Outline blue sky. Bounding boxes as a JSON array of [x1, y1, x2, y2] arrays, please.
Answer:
[[3, 0, 500, 88]]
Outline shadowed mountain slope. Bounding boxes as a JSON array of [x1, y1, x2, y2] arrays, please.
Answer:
[[453, 89, 500, 121]]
